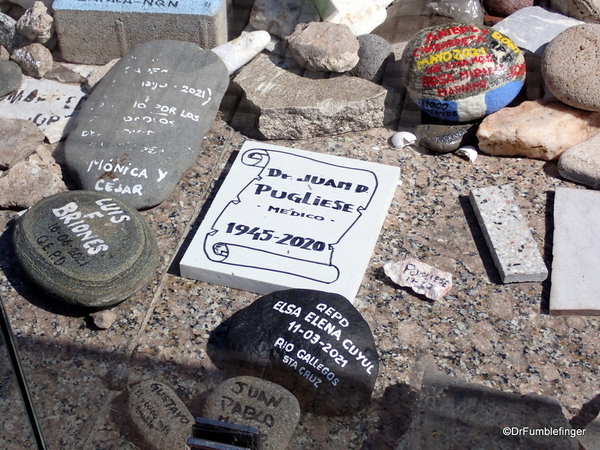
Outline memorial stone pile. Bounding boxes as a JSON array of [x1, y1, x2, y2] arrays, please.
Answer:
[[401, 23, 526, 121], [223, 289, 379, 415], [12, 191, 158, 307], [64, 40, 228, 210], [202, 376, 300, 449]]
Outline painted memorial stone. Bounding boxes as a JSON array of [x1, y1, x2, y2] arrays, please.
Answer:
[[224, 289, 379, 415], [180, 141, 400, 302], [128, 380, 194, 450], [401, 23, 526, 122], [202, 376, 300, 449], [12, 191, 158, 307], [64, 40, 228, 210]]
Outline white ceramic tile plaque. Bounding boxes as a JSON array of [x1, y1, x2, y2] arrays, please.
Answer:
[[180, 141, 400, 302]]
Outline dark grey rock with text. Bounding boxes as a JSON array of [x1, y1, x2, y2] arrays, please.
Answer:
[[224, 289, 379, 415], [13, 191, 158, 307], [64, 40, 228, 210]]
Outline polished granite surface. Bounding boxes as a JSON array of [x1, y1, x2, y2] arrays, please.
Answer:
[[1, 112, 599, 448]]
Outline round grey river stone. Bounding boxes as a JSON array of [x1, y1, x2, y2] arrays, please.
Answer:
[[13, 191, 158, 307], [224, 289, 379, 416], [349, 34, 393, 84], [0, 60, 22, 98], [202, 376, 300, 450], [542, 24, 600, 112]]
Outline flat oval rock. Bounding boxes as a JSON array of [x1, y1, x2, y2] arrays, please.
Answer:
[[401, 23, 525, 122], [64, 40, 229, 210], [202, 376, 300, 449], [224, 289, 379, 415], [128, 380, 194, 450], [13, 191, 158, 307]]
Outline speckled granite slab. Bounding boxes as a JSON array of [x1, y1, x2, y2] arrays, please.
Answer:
[[469, 184, 548, 283], [550, 187, 600, 315]]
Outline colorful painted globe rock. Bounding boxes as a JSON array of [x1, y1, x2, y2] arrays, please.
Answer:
[[401, 23, 526, 122]]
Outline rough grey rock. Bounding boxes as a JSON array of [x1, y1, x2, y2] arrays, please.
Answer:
[[16, 0, 54, 43], [231, 53, 401, 139], [249, 0, 320, 38], [10, 42, 52, 77], [558, 133, 600, 188], [396, 369, 578, 449], [477, 100, 600, 160], [0, 60, 21, 97], [202, 376, 300, 450], [285, 22, 360, 72], [542, 24, 600, 111], [0, 12, 29, 51], [0, 116, 44, 168], [350, 33, 393, 83], [224, 289, 379, 415], [0, 145, 66, 208], [128, 381, 194, 450], [13, 190, 159, 307], [415, 123, 478, 153], [64, 40, 228, 210], [549, 0, 600, 23]]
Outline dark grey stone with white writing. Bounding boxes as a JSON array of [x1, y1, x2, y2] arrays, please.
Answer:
[[224, 289, 379, 416], [12, 190, 158, 307], [128, 380, 194, 450], [415, 123, 478, 153], [64, 40, 228, 210], [0, 61, 22, 98], [202, 376, 300, 450]]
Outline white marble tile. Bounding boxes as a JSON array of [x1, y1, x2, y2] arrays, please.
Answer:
[[550, 187, 600, 315], [180, 140, 400, 302]]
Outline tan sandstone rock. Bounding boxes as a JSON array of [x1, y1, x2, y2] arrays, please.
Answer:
[[477, 100, 600, 160]]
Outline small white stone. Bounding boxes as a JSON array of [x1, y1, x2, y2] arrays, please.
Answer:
[[391, 131, 417, 149], [326, 0, 394, 35], [455, 146, 478, 162], [211, 30, 271, 75]]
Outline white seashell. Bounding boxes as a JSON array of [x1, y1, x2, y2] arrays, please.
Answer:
[[455, 145, 478, 162], [391, 131, 417, 149]]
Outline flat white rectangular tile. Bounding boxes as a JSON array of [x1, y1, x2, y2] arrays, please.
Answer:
[[550, 187, 600, 315], [180, 141, 400, 302]]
